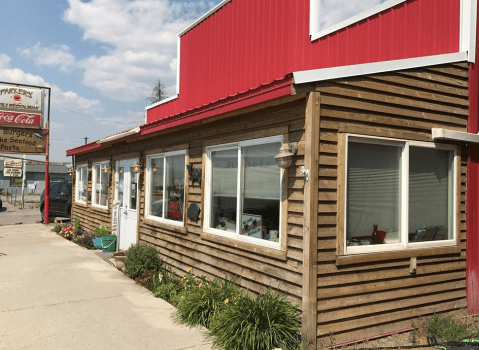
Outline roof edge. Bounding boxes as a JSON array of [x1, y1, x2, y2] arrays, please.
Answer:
[[293, 52, 469, 85]]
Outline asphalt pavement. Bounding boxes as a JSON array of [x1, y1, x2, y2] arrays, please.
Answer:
[[0, 223, 212, 350], [0, 194, 42, 226]]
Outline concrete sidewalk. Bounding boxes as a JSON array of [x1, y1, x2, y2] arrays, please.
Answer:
[[0, 224, 212, 350]]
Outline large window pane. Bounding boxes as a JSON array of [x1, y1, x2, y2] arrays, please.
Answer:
[[100, 169, 108, 206], [347, 142, 401, 246], [118, 166, 124, 207], [165, 154, 185, 221], [241, 142, 281, 242], [211, 149, 238, 232], [409, 147, 453, 242], [94, 164, 101, 205], [149, 158, 164, 218], [129, 171, 138, 210], [77, 165, 87, 202]]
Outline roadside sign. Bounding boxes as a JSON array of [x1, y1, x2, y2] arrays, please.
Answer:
[[0, 127, 46, 154], [4, 158, 22, 168], [0, 84, 44, 129], [3, 168, 22, 177]]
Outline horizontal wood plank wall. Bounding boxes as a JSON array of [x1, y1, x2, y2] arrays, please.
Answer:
[[71, 159, 113, 234], [72, 98, 307, 305], [314, 63, 469, 346]]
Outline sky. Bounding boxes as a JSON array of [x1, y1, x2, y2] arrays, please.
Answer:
[[0, 0, 387, 163]]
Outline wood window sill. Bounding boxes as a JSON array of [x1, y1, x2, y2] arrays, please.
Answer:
[[200, 231, 287, 261], [91, 206, 109, 214], [143, 218, 187, 235], [336, 245, 462, 266]]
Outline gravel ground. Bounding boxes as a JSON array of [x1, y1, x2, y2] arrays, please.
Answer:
[[0, 194, 42, 226]]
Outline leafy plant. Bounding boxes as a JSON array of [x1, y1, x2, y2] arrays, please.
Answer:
[[93, 224, 110, 237], [175, 278, 242, 328], [73, 218, 82, 234], [208, 289, 302, 350], [154, 282, 184, 305], [61, 225, 75, 239], [427, 313, 472, 342], [53, 224, 62, 233], [124, 243, 162, 278]]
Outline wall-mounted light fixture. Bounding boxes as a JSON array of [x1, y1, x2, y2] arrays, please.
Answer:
[[152, 165, 158, 173], [131, 159, 143, 173], [119, 167, 124, 174], [274, 142, 298, 169], [68, 167, 74, 177]]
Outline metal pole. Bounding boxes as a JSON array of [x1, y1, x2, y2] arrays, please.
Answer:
[[44, 88, 51, 223], [21, 154, 25, 209]]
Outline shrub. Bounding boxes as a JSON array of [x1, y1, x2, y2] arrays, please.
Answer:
[[124, 243, 162, 278], [208, 289, 302, 350], [175, 278, 242, 328], [93, 224, 110, 237], [154, 282, 184, 305], [60, 225, 75, 240], [73, 218, 82, 234], [53, 224, 62, 233], [427, 313, 472, 342]]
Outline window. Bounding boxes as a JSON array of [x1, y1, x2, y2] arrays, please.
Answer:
[[92, 161, 109, 208], [204, 136, 283, 249], [310, 0, 400, 39], [145, 150, 186, 226], [75, 164, 87, 203], [345, 135, 457, 254]]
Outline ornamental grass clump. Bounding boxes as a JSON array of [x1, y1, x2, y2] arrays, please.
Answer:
[[427, 313, 473, 342], [208, 289, 302, 350], [124, 243, 162, 278], [175, 278, 242, 328]]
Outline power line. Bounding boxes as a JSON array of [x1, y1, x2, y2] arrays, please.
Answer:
[[50, 100, 144, 125]]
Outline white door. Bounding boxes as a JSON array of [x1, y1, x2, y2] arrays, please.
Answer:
[[115, 158, 139, 251]]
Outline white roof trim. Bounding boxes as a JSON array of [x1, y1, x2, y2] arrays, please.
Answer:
[[432, 128, 479, 143], [293, 51, 468, 85], [310, 0, 407, 41], [96, 127, 140, 144], [178, 0, 232, 37], [145, 94, 178, 111], [460, 0, 478, 63]]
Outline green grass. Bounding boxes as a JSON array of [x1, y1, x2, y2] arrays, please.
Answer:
[[427, 313, 473, 342]]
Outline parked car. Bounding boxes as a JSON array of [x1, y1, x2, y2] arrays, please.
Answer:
[[0, 189, 3, 210], [40, 180, 72, 222]]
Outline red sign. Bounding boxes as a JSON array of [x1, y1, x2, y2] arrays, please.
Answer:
[[0, 110, 42, 128]]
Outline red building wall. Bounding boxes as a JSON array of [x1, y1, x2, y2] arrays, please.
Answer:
[[147, 0, 461, 123]]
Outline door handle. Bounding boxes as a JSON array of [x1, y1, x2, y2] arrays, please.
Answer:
[[123, 210, 127, 215]]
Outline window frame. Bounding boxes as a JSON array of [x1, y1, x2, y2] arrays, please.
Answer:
[[341, 134, 459, 256], [75, 164, 87, 204], [91, 161, 109, 209], [145, 149, 187, 227], [203, 135, 284, 250]]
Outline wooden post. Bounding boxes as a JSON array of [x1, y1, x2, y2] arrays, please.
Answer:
[[302, 92, 320, 348]]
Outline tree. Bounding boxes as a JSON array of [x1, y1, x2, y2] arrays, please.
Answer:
[[147, 79, 167, 104]]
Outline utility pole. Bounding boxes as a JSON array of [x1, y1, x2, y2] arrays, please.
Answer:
[[84, 137, 88, 144]]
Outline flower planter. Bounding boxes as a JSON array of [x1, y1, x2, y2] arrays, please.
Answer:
[[113, 251, 127, 271], [92, 237, 102, 249]]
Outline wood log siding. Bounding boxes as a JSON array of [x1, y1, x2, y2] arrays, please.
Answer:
[[312, 63, 469, 346], [73, 98, 307, 305]]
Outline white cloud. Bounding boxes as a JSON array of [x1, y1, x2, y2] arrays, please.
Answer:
[[95, 110, 144, 129], [0, 53, 11, 69], [63, 0, 215, 102], [0, 57, 102, 113], [19, 42, 76, 73], [319, 0, 388, 31]]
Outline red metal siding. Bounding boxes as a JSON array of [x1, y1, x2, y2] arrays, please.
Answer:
[[147, 0, 461, 124]]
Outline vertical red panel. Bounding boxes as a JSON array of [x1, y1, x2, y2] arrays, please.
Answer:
[[467, 9, 479, 315], [147, 0, 464, 124]]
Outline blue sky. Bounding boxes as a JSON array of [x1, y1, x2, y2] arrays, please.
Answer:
[[0, 0, 386, 163]]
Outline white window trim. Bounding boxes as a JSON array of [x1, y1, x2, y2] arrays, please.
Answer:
[[145, 149, 187, 227], [92, 161, 109, 209], [204, 135, 283, 250], [344, 134, 458, 255], [75, 164, 87, 204]]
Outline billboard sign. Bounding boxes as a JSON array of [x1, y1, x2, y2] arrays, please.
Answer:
[[4, 158, 22, 168], [3, 168, 22, 177], [0, 84, 44, 128], [0, 127, 46, 154], [0, 111, 42, 128]]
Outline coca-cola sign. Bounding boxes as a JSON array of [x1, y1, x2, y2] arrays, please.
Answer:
[[0, 110, 42, 128]]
